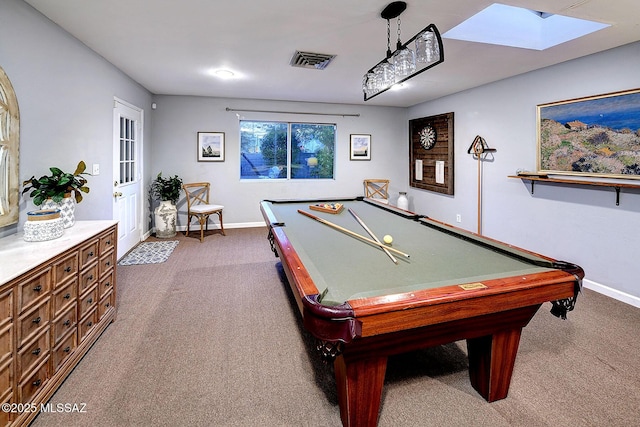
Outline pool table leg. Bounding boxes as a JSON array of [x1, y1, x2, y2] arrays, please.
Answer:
[[334, 353, 387, 427], [466, 328, 523, 402]]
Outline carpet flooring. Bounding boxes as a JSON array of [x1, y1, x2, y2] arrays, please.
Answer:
[[31, 227, 640, 426]]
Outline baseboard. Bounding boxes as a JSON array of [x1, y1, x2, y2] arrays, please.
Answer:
[[583, 278, 640, 308]]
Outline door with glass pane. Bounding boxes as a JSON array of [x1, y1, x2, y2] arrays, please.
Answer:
[[113, 99, 143, 259]]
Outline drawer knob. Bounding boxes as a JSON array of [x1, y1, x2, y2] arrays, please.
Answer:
[[64, 293, 71, 299], [87, 298, 93, 304], [88, 251, 94, 257], [88, 275, 94, 281], [32, 347, 41, 356], [105, 282, 111, 287], [32, 316, 41, 324], [65, 266, 72, 273], [64, 346, 71, 353], [105, 261, 111, 267], [63, 319, 71, 327], [86, 321, 93, 327], [33, 285, 42, 292], [32, 379, 42, 387]]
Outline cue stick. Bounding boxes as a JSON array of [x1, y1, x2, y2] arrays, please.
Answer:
[[297, 210, 410, 258], [348, 208, 398, 264]]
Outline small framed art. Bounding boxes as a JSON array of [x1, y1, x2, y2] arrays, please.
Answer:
[[350, 134, 371, 160], [198, 132, 225, 162]]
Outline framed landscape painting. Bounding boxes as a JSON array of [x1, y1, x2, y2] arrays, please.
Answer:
[[537, 88, 640, 178], [350, 134, 371, 160], [198, 132, 225, 162]]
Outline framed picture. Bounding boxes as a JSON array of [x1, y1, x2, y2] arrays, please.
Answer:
[[350, 134, 371, 160], [537, 88, 640, 178], [197, 132, 225, 162]]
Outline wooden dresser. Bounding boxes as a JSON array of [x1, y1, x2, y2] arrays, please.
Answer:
[[0, 221, 117, 426]]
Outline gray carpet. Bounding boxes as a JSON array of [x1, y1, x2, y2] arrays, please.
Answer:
[[32, 228, 640, 426]]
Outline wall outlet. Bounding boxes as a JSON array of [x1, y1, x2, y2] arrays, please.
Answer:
[[92, 163, 100, 175], [456, 214, 462, 223]]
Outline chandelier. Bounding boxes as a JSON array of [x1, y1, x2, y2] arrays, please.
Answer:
[[363, 1, 444, 101]]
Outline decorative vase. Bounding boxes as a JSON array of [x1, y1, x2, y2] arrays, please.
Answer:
[[24, 209, 64, 242], [154, 200, 177, 238], [397, 192, 409, 210], [42, 194, 75, 228]]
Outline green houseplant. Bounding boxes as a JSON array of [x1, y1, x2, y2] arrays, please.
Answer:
[[150, 172, 183, 204], [151, 172, 183, 238], [22, 160, 90, 206], [22, 161, 90, 228]]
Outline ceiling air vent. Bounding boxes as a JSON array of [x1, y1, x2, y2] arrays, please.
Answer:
[[290, 51, 336, 70]]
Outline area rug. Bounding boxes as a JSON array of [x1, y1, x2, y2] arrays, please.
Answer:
[[118, 240, 179, 266]]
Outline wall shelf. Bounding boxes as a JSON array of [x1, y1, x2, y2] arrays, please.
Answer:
[[508, 174, 640, 206]]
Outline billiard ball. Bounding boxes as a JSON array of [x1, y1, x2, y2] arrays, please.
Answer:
[[383, 235, 393, 244]]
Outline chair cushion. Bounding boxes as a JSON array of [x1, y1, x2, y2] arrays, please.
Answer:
[[190, 204, 224, 213]]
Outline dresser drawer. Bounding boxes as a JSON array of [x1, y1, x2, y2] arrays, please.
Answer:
[[99, 229, 116, 255], [99, 270, 114, 299], [17, 328, 49, 381], [18, 357, 49, 403], [79, 263, 98, 295], [53, 253, 78, 288], [17, 268, 50, 314], [0, 358, 11, 400], [78, 286, 97, 320], [98, 291, 114, 322], [99, 251, 115, 278], [52, 303, 76, 347], [79, 308, 98, 343], [52, 330, 76, 373], [0, 289, 13, 327], [0, 324, 11, 364], [18, 299, 50, 348], [52, 279, 77, 319], [80, 240, 99, 270]]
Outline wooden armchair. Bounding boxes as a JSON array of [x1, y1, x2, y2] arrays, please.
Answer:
[[363, 179, 390, 204], [183, 182, 225, 242]]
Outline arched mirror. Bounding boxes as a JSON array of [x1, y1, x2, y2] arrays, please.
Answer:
[[0, 65, 20, 228]]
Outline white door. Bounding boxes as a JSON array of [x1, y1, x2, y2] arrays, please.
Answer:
[[113, 98, 143, 259]]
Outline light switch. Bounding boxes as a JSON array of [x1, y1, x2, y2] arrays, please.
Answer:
[[92, 163, 100, 175]]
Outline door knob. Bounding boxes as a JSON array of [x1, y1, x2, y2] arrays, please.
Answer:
[[114, 192, 123, 197]]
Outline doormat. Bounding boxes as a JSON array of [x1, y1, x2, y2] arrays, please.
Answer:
[[118, 241, 179, 266]]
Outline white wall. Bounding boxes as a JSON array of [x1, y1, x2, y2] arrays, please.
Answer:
[[0, 0, 152, 238], [408, 41, 640, 305], [150, 95, 407, 226]]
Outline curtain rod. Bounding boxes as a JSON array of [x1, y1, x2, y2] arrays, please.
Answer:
[[225, 107, 359, 117]]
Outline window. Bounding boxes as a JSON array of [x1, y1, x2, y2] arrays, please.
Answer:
[[240, 120, 335, 180]]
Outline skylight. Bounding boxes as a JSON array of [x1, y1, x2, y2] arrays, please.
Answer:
[[443, 3, 610, 51]]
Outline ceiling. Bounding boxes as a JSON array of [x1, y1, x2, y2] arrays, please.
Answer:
[[24, 0, 640, 107]]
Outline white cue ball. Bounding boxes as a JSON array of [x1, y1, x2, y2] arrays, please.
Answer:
[[383, 235, 393, 244]]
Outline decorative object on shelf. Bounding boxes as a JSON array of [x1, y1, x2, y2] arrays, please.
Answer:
[[22, 160, 90, 228], [23, 209, 64, 241], [350, 134, 371, 160], [397, 192, 409, 210], [197, 131, 225, 162], [537, 88, 640, 179], [467, 135, 497, 235], [363, 1, 444, 101], [409, 112, 454, 195], [151, 172, 183, 238]]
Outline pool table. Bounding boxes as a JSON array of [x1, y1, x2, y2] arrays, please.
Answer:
[[260, 197, 583, 427]]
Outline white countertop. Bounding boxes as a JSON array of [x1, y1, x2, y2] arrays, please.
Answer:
[[0, 220, 117, 285]]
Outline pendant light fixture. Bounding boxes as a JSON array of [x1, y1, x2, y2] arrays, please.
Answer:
[[363, 1, 444, 101]]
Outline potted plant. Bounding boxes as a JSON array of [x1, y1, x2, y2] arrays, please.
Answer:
[[151, 172, 183, 238], [22, 160, 90, 228]]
